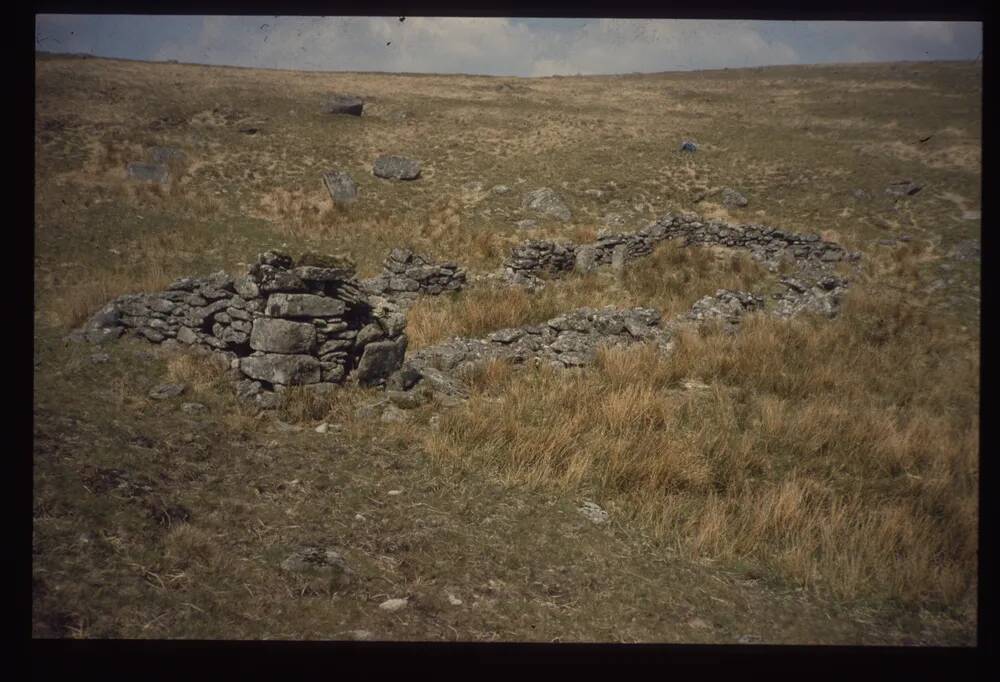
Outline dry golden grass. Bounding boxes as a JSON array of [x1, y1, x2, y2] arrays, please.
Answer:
[[421, 282, 979, 605]]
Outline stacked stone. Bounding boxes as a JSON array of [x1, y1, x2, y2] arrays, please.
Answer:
[[362, 248, 467, 305], [402, 306, 669, 382], [502, 240, 578, 279], [76, 250, 408, 401], [500, 212, 856, 283], [771, 274, 849, 319], [649, 212, 856, 266], [686, 289, 766, 326]]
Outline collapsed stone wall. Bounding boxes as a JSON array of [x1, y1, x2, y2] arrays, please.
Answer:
[[374, 289, 768, 413], [361, 248, 467, 308], [76, 251, 408, 405], [501, 211, 860, 283]]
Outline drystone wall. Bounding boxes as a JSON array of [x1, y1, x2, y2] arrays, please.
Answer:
[[75, 251, 408, 406], [362, 248, 467, 308], [501, 211, 860, 284]]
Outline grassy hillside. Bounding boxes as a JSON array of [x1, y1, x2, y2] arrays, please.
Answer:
[[33, 54, 980, 643]]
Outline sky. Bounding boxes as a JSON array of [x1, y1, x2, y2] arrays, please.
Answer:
[[34, 15, 983, 77]]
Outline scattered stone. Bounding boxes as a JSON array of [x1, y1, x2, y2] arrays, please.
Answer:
[[386, 365, 423, 391], [315, 422, 330, 434], [721, 187, 749, 208], [885, 180, 923, 196], [322, 170, 358, 205], [578, 501, 609, 524], [950, 240, 981, 262], [679, 140, 698, 152], [127, 162, 169, 183], [522, 188, 572, 221], [379, 598, 409, 612], [89, 353, 110, 364], [373, 155, 422, 180], [180, 402, 206, 413], [387, 489, 404, 496], [387, 388, 428, 409], [491, 184, 511, 195], [148, 383, 186, 400], [280, 547, 352, 589], [323, 94, 364, 116], [514, 219, 538, 230], [380, 405, 410, 423], [149, 147, 185, 164], [447, 594, 463, 606]]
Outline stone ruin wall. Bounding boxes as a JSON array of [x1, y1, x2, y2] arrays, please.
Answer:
[[75, 251, 409, 408], [502, 211, 859, 281], [361, 247, 468, 308], [75, 210, 862, 409]]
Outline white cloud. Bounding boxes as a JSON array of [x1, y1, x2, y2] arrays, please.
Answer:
[[61, 17, 985, 76]]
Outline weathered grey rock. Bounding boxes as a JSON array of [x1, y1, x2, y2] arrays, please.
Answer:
[[380, 405, 410, 423], [293, 266, 355, 282], [84, 325, 123, 345], [323, 94, 364, 116], [265, 293, 346, 319], [885, 180, 923, 197], [354, 336, 407, 386], [373, 155, 422, 181], [356, 323, 386, 346], [149, 383, 186, 400], [515, 219, 538, 230], [127, 162, 169, 183], [379, 598, 409, 612], [522, 188, 571, 221], [240, 354, 321, 386], [177, 327, 200, 345], [574, 246, 599, 273], [721, 188, 749, 208], [149, 147, 185, 164], [578, 501, 609, 524], [322, 170, 358, 205], [249, 318, 317, 354], [255, 392, 285, 410], [257, 268, 307, 294], [387, 389, 428, 409], [386, 365, 423, 391], [234, 276, 260, 299]]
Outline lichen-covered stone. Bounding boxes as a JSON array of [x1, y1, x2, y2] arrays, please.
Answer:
[[249, 318, 317, 354], [239, 354, 321, 386]]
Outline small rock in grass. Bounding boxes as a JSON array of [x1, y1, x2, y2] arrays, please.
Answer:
[[379, 597, 409, 612], [148, 383, 186, 400], [578, 501, 609, 524], [180, 402, 206, 413]]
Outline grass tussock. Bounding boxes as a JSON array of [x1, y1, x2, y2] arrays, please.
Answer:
[[422, 284, 979, 606], [406, 242, 771, 348]]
